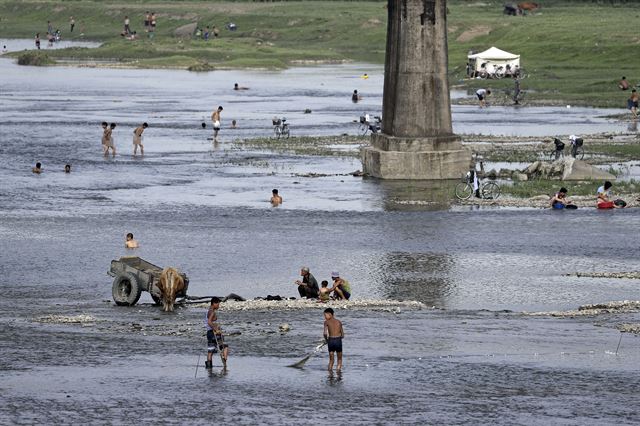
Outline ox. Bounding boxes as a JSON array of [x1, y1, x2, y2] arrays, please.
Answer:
[[158, 267, 185, 312], [518, 2, 540, 13]]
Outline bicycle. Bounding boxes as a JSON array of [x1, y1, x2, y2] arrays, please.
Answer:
[[272, 117, 290, 139], [455, 171, 501, 200], [546, 137, 584, 161], [358, 114, 382, 135]]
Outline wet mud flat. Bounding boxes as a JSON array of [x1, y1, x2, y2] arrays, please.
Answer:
[[3, 299, 640, 425]]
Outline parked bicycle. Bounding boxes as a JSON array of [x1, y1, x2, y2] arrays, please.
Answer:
[[272, 117, 290, 139], [358, 114, 382, 135], [455, 170, 501, 200], [546, 136, 584, 161]]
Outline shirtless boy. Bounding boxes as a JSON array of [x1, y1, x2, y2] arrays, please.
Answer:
[[125, 233, 139, 248], [133, 122, 148, 155], [211, 106, 223, 140], [323, 308, 344, 371], [270, 188, 283, 206], [318, 280, 331, 302]]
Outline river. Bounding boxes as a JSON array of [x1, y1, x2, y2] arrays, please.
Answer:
[[1, 54, 639, 425]]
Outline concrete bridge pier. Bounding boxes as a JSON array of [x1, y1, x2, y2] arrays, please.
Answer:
[[363, 0, 470, 179]]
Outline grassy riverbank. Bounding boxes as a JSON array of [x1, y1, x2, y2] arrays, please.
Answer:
[[1, 1, 639, 106]]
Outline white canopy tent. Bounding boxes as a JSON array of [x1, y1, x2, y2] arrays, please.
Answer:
[[467, 47, 520, 76]]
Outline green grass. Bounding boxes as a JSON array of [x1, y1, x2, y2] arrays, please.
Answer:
[[1, 1, 639, 105]]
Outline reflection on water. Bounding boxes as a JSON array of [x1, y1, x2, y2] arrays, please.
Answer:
[[368, 179, 460, 211], [373, 252, 455, 307]]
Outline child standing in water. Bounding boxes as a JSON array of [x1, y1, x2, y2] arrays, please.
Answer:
[[104, 123, 117, 157], [133, 122, 148, 156], [206, 297, 229, 368], [323, 308, 344, 371]]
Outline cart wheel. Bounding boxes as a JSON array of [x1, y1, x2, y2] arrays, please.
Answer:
[[112, 273, 142, 306]]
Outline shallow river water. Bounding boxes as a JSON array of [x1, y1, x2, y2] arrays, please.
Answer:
[[1, 56, 639, 425]]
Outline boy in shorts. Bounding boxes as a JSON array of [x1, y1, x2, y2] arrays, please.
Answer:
[[211, 106, 223, 140], [323, 308, 344, 371], [206, 297, 228, 368]]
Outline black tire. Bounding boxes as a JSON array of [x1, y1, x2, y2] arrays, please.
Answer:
[[112, 273, 142, 306], [455, 183, 473, 200], [482, 182, 501, 200]]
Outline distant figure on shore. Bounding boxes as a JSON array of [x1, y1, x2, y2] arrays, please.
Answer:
[[351, 90, 362, 103], [211, 106, 223, 140], [35, 33, 40, 50], [70, 16, 75, 33], [619, 76, 629, 91], [550, 187, 575, 210], [231, 119, 237, 129], [212, 26, 219, 38], [124, 16, 130, 35], [47, 20, 53, 35], [361, 73, 369, 79], [295, 266, 319, 299], [125, 233, 139, 249], [331, 272, 351, 300], [47, 32, 54, 47], [203, 26, 210, 40], [476, 88, 491, 107], [32, 162, 42, 174], [513, 78, 521, 105], [234, 83, 249, 90], [144, 11, 150, 32], [629, 89, 638, 118], [64, 164, 71, 173], [323, 308, 344, 372], [270, 188, 282, 206], [133, 122, 148, 155], [596, 181, 626, 209]]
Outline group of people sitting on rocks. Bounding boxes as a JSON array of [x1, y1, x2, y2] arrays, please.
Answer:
[[295, 267, 351, 302], [549, 181, 628, 210]]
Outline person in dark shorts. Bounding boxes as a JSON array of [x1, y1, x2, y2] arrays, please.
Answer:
[[476, 88, 491, 107], [323, 308, 344, 371], [205, 297, 228, 368]]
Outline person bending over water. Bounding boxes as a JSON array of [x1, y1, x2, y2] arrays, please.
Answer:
[[270, 189, 283, 206], [323, 308, 344, 371], [32, 162, 42, 174], [125, 233, 139, 248], [550, 187, 575, 209], [597, 181, 626, 208]]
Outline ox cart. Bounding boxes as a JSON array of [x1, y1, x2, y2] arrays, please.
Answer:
[[108, 256, 189, 306]]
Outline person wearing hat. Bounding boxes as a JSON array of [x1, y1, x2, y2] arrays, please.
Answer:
[[331, 272, 351, 300], [295, 267, 319, 299]]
